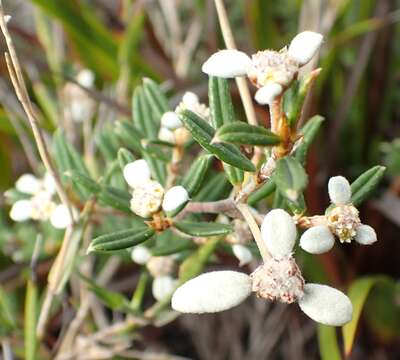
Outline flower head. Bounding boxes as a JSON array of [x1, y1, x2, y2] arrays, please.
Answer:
[[162, 185, 189, 213], [130, 180, 164, 218]]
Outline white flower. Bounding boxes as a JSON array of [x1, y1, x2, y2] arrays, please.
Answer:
[[130, 180, 164, 218], [298, 283, 353, 326], [9, 199, 33, 222], [232, 244, 253, 266], [260, 209, 297, 259], [43, 173, 57, 195], [123, 159, 152, 189], [288, 31, 323, 66], [162, 186, 189, 213], [202, 49, 252, 78], [172, 271, 252, 313], [131, 245, 152, 265], [182, 92, 199, 108], [328, 176, 351, 205], [161, 111, 183, 130], [254, 83, 283, 105], [50, 204, 74, 229], [354, 224, 377, 245], [76, 69, 95, 88], [158, 127, 176, 144], [152, 276, 178, 301], [15, 174, 41, 195], [300, 225, 335, 254]]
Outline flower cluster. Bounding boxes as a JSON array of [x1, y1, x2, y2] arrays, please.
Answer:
[[172, 209, 353, 326], [202, 31, 323, 105], [123, 159, 190, 218], [300, 176, 377, 254], [7, 173, 73, 229]]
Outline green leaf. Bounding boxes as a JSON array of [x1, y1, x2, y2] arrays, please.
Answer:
[[317, 324, 342, 360], [130, 271, 149, 312], [274, 156, 308, 201], [132, 86, 158, 140], [88, 227, 155, 253], [216, 122, 281, 146], [350, 166, 386, 206], [208, 76, 236, 128], [223, 163, 244, 186], [118, 148, 136, 171], [174, 221, 232, 237], [66, 171, 101, 194], [247, 180, 276, 205], [181, 154, 213, 196], [96, 127, 120, 161], [194, 172, 231, 202], [114, 120, 144, 154], [342, 276, 391, 356], [142, 78, 170, 119], [0, 287, 16, 335], [180, 110, 255, 172], [295, 115, 324, 165], [98, 186, 132, 213], [151, 237, 194, 256], [179, 237, 221, 283], [24, 280, 38, 360]]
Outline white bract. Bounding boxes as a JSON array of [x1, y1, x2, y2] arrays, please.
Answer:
[[254, 83, 283, 105], [328, 176, 351, 205], [123, 159, 152, 189], [232, 244, 253, 266], [131, 245, 152, 265], [15, 174, 41, 195], [287, 31, 324, 66], [161, 111, 183, 130], [9, 199, 33, 222], [158, 127, 176, 144], [300, 225, 335, 254], [202, 49, 252, 78], [50, 204, 74, 229], [162, 186, 189, 212], [175, 91, 210, 120], [152, 276, 178, 301], [355, 224, 377, 245]]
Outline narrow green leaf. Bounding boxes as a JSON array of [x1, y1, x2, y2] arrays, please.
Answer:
[[216, 122, 281, 146], [66, 171, 101, 194], [317, 324, 342, 360], [223, 163, 244, 186], [132, 86, 158, 139], [180, 110, 255, 172], [174, 221, 232, 237], [194, 172, 231, 201], [295, 115, 324, 165], [118, 148, 136, 171], [114, 120, 144, 154], [274, 156, 308, 201], [350, 166, 386, 206], [98, 186, 132, 213], [130, 271, 149, 312], [247, 180, 276, 205], [142, 78, 170, 118], [0, 287, 16, 334], [181, 154, 213, 196], [88, 227, 155, 253], [151, 237, 194, 256], [209, 76, 223, 128], [24, 280, 38, 360]]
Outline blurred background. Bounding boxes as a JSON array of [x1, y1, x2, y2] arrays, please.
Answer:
[[0, 0, 400, 359]]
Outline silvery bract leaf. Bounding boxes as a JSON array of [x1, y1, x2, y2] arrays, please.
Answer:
[[131, 245, 151, 265], [288, 31, 323, 66], [9, 199, 33, 221], [298, 283, 353, 326], [162, 186, 189, 212], [328, 176, 351, 205], [50, 204, 73, 229], [161, 111, 183, 130], [15, 174, 41, 195], [300, 225, 335, 254], [254, 83, 283, 105], [232, 244, 253, 266], [355, 224, 377, 245], [123, 159, 152, 189], [261, 209, 297, 259], [152, 276, 178, 301], [172, 271, 252, 313], [202, 50, 252, 78]]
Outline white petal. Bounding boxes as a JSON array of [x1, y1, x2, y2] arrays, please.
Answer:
[[171, 271, 252, 313], [123, 159, 152, 188], [152, 276, 178, 301], [261, 209, 297, 259], [50, 204, 74, 229], [162, 186, 189, 212], [355, 224, 377, 245], [77, 69, 95, 88], [328, 176, 351, 205], [298, 283, 353, 326], [182, 92, 199, 107], [288, 31, 323, 66], [43, 173, 57, 195], [254, 83, 283, 105], [161, 111, 183, 130], [158, 127, 176, 143], [202, 50, 252, 78], [15, 174, 41, 195], [300, 225, 335, 254], [232, 244, 253, 266], [131, 245, 152, 265], [10, 200, 33, 221]]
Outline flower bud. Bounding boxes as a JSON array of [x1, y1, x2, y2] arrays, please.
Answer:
[[10, 199, 33, 222], [298, 283, 353, 326], [162, 186, 189, 213], [202, 50, 252, 78], [288, 31, 323, 66], [355, 224, 377, 245], [131, 245, 151, 265], [172, 271, 252, 313], [152, 276, 178, 301], [123, 159, 152, 189], [50, 204, 74, 229], [261, 209, 297, 259], [15, 174, 41, 195], [232, 244, 253, 266], [328, 176, 351, 205], [161, 111, 183, 130], [254, 83, 283, 105], [130, 180, 164, 218], [300, 225, 335, 254]]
